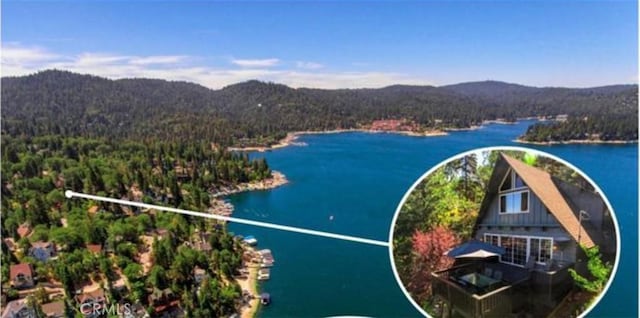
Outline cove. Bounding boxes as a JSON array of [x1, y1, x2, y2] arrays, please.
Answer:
[[228, 120, 638, 317]]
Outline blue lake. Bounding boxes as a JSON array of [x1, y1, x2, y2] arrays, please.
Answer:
[[228, 121, 638, 317]]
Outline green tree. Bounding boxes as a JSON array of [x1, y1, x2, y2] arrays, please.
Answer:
[[569, 245, 612, 294]]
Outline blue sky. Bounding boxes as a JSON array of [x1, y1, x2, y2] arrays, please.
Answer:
[[2, 1, 637, 88]]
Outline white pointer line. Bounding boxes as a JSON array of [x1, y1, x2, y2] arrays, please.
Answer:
[[65, 190, 389, 247]]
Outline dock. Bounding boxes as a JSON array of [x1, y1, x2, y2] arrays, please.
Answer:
[[258, 268, 270, 280]]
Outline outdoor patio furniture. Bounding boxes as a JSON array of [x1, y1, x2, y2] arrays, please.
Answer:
[[493, 270, 503, 281], [459, 272, 501, 291]]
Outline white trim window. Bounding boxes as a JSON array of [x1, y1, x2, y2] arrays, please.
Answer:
[[530, 238, 553, 264], [484, 234, 500, 247], [484, 233, 553, 267], [499, 168, 529, 214]]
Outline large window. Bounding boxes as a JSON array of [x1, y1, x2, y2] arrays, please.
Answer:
[[501, 236, 513, 263], [530, 238, 553, 264], [485, 234, 500, 247], [512, 237, 527, 266], [484, 234, 553, 267], [499, 191, 529, 213], [499, 169, 529, 214]]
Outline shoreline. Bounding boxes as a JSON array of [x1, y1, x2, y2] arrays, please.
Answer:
[[228, 128, 448, 152], [444, 125, 482, 132], [213, 173, 286, 318], [515, 138, 638, 145], [444, 119, 526, 132], [211, 171, 289, 198], [226, 117, 545, 152], [237, 250, 260, 318]]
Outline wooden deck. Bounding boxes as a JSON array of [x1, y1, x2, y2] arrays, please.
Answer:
[[432, 261, 574, 318]]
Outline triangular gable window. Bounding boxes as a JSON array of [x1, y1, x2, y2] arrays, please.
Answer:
[[500, 168, 527, 191], [500, 169, 513, 191], [514, 173, 526, 188], [499, 168, 529, 214]]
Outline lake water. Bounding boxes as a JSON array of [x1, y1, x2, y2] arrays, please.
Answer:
[[228, 120, 638, 317]]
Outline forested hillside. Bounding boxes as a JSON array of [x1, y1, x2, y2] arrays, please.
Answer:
[[2, 70, 637, 145], [1, 135, 272, 316]]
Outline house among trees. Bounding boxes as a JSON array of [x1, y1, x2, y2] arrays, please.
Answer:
[[41, 301, 66, 318], [3, 238, 17, 252], [86, 244, 103, 254], [148, 287, 180, 315], [431, 153, 616, 317], [192, 241, 212, 253], [29, 241, 56, 262], [194, 266, 208, 284], [16, 223, 32, 239], [75, 288, 107, 318], [9, 263, 35, 289], [1, 299, 35, 318]]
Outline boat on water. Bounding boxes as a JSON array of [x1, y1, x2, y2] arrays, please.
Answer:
[[260, 293, 271, 305], [243, 235, 258, 246]]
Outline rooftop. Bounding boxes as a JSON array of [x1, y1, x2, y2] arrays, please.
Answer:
[[10, 263, 34, 280], [41, 301, 65, 316]]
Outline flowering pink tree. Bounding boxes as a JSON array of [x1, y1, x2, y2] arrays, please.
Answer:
[[408, 226, 459, 300]]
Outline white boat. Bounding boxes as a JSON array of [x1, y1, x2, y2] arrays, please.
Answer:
[[243, 238, 258, 245], [243, 235, 258, 246]]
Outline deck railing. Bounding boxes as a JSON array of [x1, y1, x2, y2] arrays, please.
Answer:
[[432, 263, 529, 318], [531, 262, 573, 306]]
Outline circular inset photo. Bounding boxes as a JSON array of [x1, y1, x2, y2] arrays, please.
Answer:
[[389, 147, 619, 318]]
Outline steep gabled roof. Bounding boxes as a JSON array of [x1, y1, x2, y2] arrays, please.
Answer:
[[476, 153, 595, 248]]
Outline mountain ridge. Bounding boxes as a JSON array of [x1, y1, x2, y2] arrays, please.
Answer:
[[2, 69, 637, 146], [4, 69, 636, 91]]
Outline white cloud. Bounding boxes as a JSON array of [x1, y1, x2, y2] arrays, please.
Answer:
[[296, 61, 324, 70], [1, 44, 60, 64], [1, 44, 434, 89], [74, 53, 132, 66], [130, 55, 188, 65], [231, 58, 280, 68]]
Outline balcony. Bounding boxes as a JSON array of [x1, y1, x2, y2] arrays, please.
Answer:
[[432, 260, 575, 317], [431, 262, 531, 318]]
